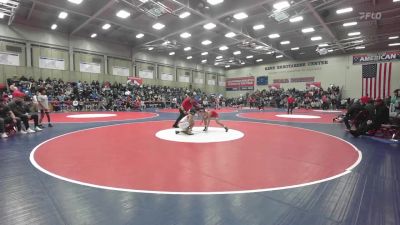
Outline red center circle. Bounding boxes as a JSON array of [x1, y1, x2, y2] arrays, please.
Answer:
[[31, 121, 360, 194], [49, 112, 158, 123]]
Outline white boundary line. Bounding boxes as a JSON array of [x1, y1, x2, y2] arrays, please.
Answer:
[[156, 109, 238, 114], [236, 113, 341, 125], [48, 112, 159, 124], [29, 120, 362, 195]]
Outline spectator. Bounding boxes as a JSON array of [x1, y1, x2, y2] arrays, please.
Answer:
[[8, 97, 41, 133]]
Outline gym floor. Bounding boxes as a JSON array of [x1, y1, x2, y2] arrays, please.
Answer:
[[0, 108, 399, 225]]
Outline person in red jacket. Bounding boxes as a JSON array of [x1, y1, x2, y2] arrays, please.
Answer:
[[287, 95, 295, 114], [199, 108, 228, 132], [172, 93, 196, 128]]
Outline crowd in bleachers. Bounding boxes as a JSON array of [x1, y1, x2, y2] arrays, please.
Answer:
[[226, 85, 343, 110], [1, 76, 399, 140], [2, 76, 225, 112]]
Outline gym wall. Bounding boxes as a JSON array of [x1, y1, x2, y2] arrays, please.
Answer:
[[0, 23, 225, 94], [225, 53, 400, 98]]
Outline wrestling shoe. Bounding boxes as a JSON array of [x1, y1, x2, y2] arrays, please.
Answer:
[[203, 128, 208, 131], [225, 127, 229, 132], [175, 131, 180, 134], [172, 125, 178, 128], [27, 128, 36, 133], [48, 123, 53, 127]]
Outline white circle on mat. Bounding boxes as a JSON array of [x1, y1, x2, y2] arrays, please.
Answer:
[[313, 110, 342, 113], [66, 114, 117, 118], [275, 114, 321, 119], [156, 127, 244, 143]]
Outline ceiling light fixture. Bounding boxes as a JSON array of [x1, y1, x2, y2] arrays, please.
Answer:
[[328, 49, 333, 52], [201, 52, 209, 55], [318, 43, 329, 47], [233, 51, 241, 55], [255, 46, 263, 49], [389, 43, 400, 46], [311, 36, 322, 41], [225, 65, 231, 68], [187, 56, 192, 59], [0, 12, 4, 19], [388, 36, 399, 40], [280, 40, 290, 45], [148, 47, 154, 51], [90, 33, 97, 38], [301, 27, 315, 33], [336, 7, 353, 14], [184, 47, 192, 51], [289, 16, 303, 23], [355, 46, 365, 49], [233, 12, 248, 20], [348, 32, 361, 36], [343, 22, 357, 27], [225, 32, 236, 38], [246, 55, 254, 59], [207, 0, 224, 5], [169, 52, 175, 56], [266, 51, 274, 54], [269, 33, 280, 39], [216, 56, 223, 59], [241, 62, 246, 65], [276, 55, 283, 58], [58, 12, 68, 19], [202, 40, 212, 45], [256, 59, 263, 62], [203, 23, 216, 30], [273, 1, 290, 11], [253, 24, 265, 30], [102, 23, 111, 30], [116, 10, 130, 18], [51, 24, 58, 30], [152, 23, 165, 30], [291, 47, 299, 50], [180, 32, 191, 38], [68, 0, 83, 4], [353, 40, 364, 43], [179, 11, 191, 19], [136, 33, 144, 38], [219, 46, 229, 51], [201, 60, 207, 63]]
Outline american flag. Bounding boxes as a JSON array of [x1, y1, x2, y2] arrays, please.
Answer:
[[362, 63, 392, 99]]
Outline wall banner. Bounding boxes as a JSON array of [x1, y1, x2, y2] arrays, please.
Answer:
[[112, 66, 130, 76], [39, 57, 65, 70], [138, 70, 154, 79], [160, 73, 174, 81], [208, 80, 216, 86], [273, 77, 314, 83], [0, 52, 20, 66], [226, 76, 255, 91], [353, 51, 400, 64], [80, 62, 101, 74], [256, 76, 268, 85]]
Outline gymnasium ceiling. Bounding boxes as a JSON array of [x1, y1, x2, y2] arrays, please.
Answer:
[[1, 0, 400, 69]]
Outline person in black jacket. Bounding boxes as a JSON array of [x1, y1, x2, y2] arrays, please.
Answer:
[[343, 99, 362, 130], [350, 99, 389, 137], [0, 98, 23, 137], [8, 97, 42, 133]]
